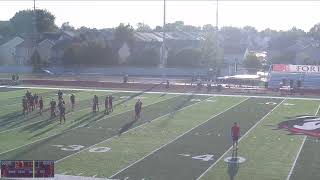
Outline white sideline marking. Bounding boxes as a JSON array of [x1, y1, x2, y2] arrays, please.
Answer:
[[7, 85, 320, 101], [110, 97, 249, 178], [55, 96, 213, 163], [286, 104, 320, 180], [178, 153, 191, 157], [196, 98, 285, 180], [0, 95, 177, 156], [286, 136, 307, 180], [55, 174, 109, 180]]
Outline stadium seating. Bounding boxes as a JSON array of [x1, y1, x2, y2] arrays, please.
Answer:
[[268, 72, 320, 89]]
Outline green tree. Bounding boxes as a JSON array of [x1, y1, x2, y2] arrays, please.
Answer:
[[201, 31, 224, 74], [167, 48, 202, 67], [154, 26, 163, 32], [30, 50, 46, 71], [136, 23, 152, 32], [243, 53, 262, 74], [269, 27, 306, 50], [128, 48, 159, 67], [10, 9, 58, 35], [0, 21, 15, 37], [202, 24, 215, 32], [63, 43, 117, 66], [270, 51, 296, 64], [309, 23, 320, 41], [114, 23, 134, 45], [61, 22, 75, 31], [63, 47, 77, 65]]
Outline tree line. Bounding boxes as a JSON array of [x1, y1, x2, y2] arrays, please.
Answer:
[[2, 9, 320, 74]]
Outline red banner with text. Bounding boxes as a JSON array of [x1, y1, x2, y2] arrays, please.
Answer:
[[272, 64, 320, 73]]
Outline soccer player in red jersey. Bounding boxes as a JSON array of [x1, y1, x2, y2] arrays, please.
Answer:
[[104, 96, 109, 115], [134, 99, 143, 121], [231, 122, 240, 150], [108, 95, 113, 112], [39, 97, 44, 115], [50, 99, 57, 118], [70, 94, 75, 111], [22, 96, 28, 116]]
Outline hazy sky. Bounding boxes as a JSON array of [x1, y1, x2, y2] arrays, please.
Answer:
[[1, 1, 320, 32]]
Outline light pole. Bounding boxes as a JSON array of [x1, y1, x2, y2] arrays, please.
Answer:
[[216, 0, 219, 29], [33, 0, 37, 37], [160, 0, 167, 68], [214, 0, 220, 78]]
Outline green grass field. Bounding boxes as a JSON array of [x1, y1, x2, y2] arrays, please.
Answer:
[[0, 86, 319, 180]]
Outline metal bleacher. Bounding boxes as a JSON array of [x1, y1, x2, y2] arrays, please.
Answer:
[[268, 72, 320, 89]]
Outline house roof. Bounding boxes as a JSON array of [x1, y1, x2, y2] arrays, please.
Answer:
[[39, 39, 55, 46], [101, 30, 114, 40], [0, 37, 24, 48], [134, 32, 163, 42], [134, 31, 205, 42], [63, 31, 77, 38], [41, 32, 62, 42], [299, 46, 320, 60], [51, 39, 73, 50], [16, 39, 36, 48], [224, 53, 245, 63]]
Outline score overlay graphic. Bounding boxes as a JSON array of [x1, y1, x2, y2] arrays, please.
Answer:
[[0, 160, 54, 178]]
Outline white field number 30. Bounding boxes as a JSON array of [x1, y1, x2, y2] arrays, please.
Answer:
[[52, 145, 111, 153]]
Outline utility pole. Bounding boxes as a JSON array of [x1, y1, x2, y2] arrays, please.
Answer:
[[216, 0, 219, 29], [215, 0, 220, 77], [32, 0, 38, 68], [161, 0, 167, 68], [33, 0, 37, 38]]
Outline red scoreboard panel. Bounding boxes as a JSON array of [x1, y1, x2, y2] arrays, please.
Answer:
[[34, 160, 54, 177], [1, 160, 33, 178], [1, 160, 54, 178]]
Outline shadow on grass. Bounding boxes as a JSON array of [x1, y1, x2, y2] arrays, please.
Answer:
[[165, 87, 199, 119], [118, 87, 199, 135], [228, 149, 240, 180], [0, 110, 45, 130], [114, 83, 162, 108], [118, 119, 136, 135]]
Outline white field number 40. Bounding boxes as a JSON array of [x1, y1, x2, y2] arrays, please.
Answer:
[[192, 154, 214, 161], [52, 145, 111, 153], [179, 153, 214, 162]]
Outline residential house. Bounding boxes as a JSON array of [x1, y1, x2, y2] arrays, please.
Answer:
[[50, 38, 81, 64], [0, 36, 24, 64], [14, 39, 36, 65], [270, 37, 320, 65], [50, 39, 73, 64], [37, 39, 55, 63]]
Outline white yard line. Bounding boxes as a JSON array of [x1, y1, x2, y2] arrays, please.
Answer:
[[196, 98, 286, 180], [110, 97, 250, 179], [285, 104, 320, 180], [7, 85, 320, 101], [286, 136, 307, 180], [0, 95, 177, 156], [316, 104, 320, 115], [55, 96, 213, 163]]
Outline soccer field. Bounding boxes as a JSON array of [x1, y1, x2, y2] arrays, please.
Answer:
[[0, 86, 319, 180]]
